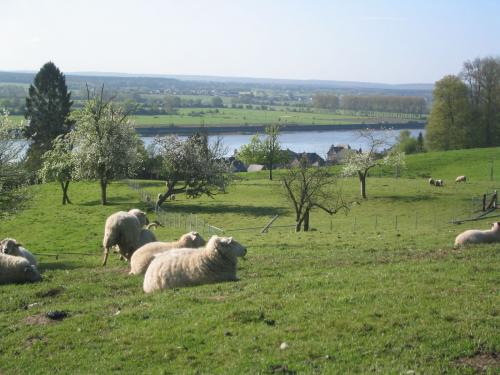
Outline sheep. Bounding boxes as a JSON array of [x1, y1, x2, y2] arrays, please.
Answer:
[[0, 238, 38, 267], [0, 253, 41, 284], [454, 222, 500, 247], [129, 231, 206, 275], [455, 175, 467, 183], [435, 179, 444, 187], [143, 235, 247, 293], [102, 208, 155, 266], [428, 178, 435, 185]]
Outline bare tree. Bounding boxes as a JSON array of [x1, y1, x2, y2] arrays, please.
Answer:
[[342, 129, 405, 199], [154, 132, 230, 207], [282, 156, 349, 232]]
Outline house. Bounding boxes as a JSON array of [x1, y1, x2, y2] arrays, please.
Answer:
[[326, 144, 353, 164], [290, 152, 325, 167]]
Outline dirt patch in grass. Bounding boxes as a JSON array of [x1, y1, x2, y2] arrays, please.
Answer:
[[455, 352, 499, 372], [24, 335, 46, 348], [36, 286, 65, 298], [23, 314, 55, 326], [205, 295, 227, 302]]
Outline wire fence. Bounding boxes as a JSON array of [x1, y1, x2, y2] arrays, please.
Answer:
[[127, 180, 225, 235]]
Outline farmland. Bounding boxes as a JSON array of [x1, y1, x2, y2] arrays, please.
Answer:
[[0, 148, 499, 374]]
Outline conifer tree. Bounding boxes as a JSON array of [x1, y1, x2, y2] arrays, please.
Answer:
[[24, 62, 73, 170]]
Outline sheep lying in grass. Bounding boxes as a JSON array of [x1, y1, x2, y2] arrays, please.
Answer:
[[435, 179, 444, 187], [455, 175, 467, 183], [0, 253, 41, 284], [0, 238, 38, 267], [454, 222, 500, 247], [143, 235, 247, 293], [102, 209, 156, 266], [429, 178, 435, 185], [130, 231, 206, 275]]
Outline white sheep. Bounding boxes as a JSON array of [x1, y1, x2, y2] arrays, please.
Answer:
[[129, 231, 206, 275], [102, 208, 155, 266], [0, 253, 41, 284], [454, 222, 500, 247], [455, 175, 467, 183], [143, 235, 247, 293], [0, 238, 38, 267], [435, 179, 444, 187]]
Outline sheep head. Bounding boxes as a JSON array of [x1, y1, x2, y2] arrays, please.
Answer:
[[216, 236, 247, 258], [0, 238, 21, 254]]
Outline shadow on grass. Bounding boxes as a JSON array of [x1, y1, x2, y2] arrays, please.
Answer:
[[164, 203, 287, 217], [76, 198, 136, 207], [376, 194, 437, 203], [40, 261, 81, 271]]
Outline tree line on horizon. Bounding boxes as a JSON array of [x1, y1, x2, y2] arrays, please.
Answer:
[[425, 56, 500, 151], [312, 93, 427, 115]]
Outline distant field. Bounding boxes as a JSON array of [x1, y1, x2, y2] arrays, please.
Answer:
[[9, 108, 425, 128], [132, 108, 424, 128]]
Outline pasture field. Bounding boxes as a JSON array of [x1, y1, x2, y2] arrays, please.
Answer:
[[9, 108, 424, 129], [0, 148, 499, 374], [131, 108, 422, 128]]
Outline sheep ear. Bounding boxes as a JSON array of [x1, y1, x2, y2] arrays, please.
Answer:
[[221, 237, 233, 245]]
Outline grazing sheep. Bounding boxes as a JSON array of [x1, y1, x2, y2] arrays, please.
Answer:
[[455, 175, 467, 183], [0, 238, 38, 267], [435, 179, 444, 187], [0, 253, 41, 284], [102, 208, 155, 266], [170, 194, 176, 201], [428, 178, 435, 185], [128, 208, 149, 227], [129, 231, 206, 275], [143, 235, 247, 293], [454, 222, 500, 247]]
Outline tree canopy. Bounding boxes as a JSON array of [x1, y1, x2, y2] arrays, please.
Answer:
[[71, 88, 141, 205], [24, 62, 73, 170]]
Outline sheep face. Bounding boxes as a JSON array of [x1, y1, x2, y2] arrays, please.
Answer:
[[0, 238, 20, 255], [182, 232, 206, 248], [492, 222, 500, 230], [217, 237, 247, 258]]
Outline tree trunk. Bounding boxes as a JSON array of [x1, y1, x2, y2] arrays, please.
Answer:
[[61, 181, 71, 205], [269, 165, 273, 181], [156, 184, 175, 208], [100, 178, 107, 205], [303, 210, 310, 231], [359, 171, 367, 199]]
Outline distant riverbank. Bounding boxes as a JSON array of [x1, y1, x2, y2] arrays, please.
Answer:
[[135, 121, 425, 136]]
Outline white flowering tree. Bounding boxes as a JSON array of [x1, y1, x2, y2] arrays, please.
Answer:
[[71, 89, 141, 205], [0, 109, 26, 192], [154, 132, 230, 207], [38, 134, 75, 205], [342, 129, 405, 199]]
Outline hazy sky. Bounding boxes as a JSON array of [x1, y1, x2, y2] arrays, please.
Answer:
[[2, 0, 499, 84]]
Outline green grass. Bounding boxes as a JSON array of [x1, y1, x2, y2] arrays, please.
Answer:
[[10, 108, 424, 128], [132, 108, 423, 128], [0, 148, 499, 374]]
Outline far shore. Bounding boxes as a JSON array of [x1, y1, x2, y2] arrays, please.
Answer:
[[135, 121, 426, 136]]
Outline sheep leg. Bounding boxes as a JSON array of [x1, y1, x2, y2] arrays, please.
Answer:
[[102, 247, 110, 266]]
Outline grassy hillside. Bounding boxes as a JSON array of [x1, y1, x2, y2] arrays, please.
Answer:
[[0, 148, 499, 374]]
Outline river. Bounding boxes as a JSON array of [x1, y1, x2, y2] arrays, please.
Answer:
[[142, 128, 425, 158]]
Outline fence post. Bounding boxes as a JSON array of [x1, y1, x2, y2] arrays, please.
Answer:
[[375, 215, 378, 231], [395, 215, 398, 231]]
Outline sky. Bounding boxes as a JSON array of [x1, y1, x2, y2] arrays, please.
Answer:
[[2, 0, 500, 84]]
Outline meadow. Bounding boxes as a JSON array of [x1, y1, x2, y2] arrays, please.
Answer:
[[0, 148, 498, 374], [10, 107, 424, 129]]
